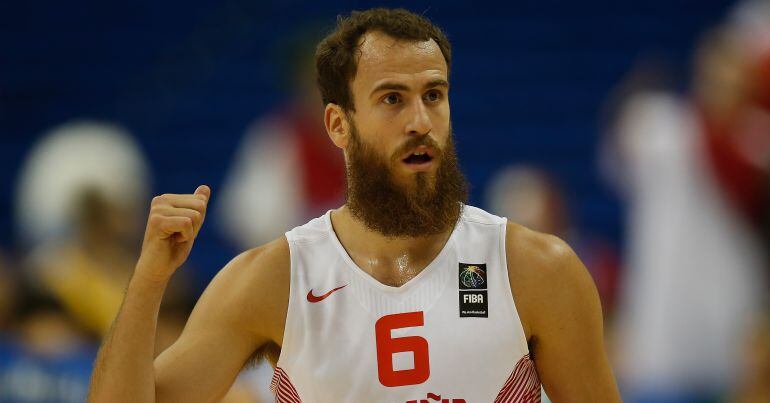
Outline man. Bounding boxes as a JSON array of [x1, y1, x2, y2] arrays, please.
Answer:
[[89, 8, 621, 402]]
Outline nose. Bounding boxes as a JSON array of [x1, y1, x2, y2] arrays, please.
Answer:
[[404, 98, 432, 136]]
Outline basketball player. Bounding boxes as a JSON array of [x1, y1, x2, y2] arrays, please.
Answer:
[[89, 8, 621, 402]]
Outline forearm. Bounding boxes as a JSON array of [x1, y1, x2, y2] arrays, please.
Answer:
[[88, 270, 168, 403], [88, 185, 210, 402]]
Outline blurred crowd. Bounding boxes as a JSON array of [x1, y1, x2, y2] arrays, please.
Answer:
[[602, 1, 770, 401], [1, 2, 770, 403]]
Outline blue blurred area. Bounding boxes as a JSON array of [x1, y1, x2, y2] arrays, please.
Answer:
[[0, 0, 734, 292], [0, 338, 94, 403]]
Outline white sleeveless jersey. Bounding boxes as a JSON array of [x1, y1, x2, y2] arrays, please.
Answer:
[[271, 205, 541, 403]]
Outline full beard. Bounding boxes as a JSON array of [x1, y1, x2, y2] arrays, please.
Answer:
[[345, 123, 469, 238]]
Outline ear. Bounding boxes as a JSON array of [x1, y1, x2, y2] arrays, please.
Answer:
[[324, 103, 350, 149]]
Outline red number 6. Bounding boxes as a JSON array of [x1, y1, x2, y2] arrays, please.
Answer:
[[375, 311, 430, 387]]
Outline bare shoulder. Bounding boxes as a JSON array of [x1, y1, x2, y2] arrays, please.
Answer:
[[505, 222, 620, 399], [195, 236, 291, 345], [504, 221, 600, 343], [223, 236, 291, 284], [153, 237, 292, 402]]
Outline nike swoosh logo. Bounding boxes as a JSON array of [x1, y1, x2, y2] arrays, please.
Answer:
[[307, 284, 348, 303]]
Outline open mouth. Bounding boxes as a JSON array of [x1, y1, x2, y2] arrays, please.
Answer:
[[400, 145, 436, 168], [403, 151, 433, 165]]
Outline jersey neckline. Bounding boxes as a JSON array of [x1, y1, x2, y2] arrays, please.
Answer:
[[322, 208, 462, 295]]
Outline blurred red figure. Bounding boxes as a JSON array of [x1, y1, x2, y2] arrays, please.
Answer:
[[217, 32, 345, 249], [695, 0, 770, 232]]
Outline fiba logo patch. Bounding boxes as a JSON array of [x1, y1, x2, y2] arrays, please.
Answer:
[[458, 263, 486, 290], [458, 263, 488, 318]]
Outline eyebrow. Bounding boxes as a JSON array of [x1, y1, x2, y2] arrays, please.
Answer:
[[370, 79, 449, 97]]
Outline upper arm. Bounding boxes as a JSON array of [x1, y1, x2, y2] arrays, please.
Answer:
[[153, 238, 290, 403], [507, 224, 620, 402]]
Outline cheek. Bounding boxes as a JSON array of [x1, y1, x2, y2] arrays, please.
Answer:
[[353, 129, 395, 163], [431, 105, 450, 132], [386, 144, 404, 165], [362, 127, 399, 158]]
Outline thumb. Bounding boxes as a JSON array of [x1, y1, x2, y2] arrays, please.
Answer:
[[194, 185, 211, 202]]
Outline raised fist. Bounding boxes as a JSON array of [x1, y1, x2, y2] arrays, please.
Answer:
[[135, 185, 210, 284]]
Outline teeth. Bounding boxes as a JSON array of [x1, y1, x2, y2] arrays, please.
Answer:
[[414, 151, 425, 156]]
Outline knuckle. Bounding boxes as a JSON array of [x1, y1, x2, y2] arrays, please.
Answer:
[[148, 214, 162, 226], [194, 200, 206, 212], [151, 195, 164, 205], [184, 220, 194, 235]]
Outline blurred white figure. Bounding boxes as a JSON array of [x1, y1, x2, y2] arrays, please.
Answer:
[[14, 120, 152, 336], [609, 91, 766, 400], [15, 121, 150, 246]]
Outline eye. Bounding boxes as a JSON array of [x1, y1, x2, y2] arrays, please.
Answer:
[[382, 93, 401, 105], [424, 89, 442, 102]]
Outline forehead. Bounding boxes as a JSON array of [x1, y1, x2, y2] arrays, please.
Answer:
[[353, 31, 448, 92]]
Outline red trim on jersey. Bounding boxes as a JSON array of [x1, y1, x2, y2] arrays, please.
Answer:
[[494, 353, 541, 402], [270, 367, 302, 403]]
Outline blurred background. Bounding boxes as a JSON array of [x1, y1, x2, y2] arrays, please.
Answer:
[[1, 0, 769, 402]]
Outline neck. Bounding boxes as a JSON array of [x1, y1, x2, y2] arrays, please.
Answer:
[[330, 205, 455, 287]]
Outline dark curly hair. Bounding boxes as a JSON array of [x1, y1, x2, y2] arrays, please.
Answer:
[[315, 8, 452, 112]]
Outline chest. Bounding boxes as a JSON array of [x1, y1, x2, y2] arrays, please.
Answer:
[[277, 258, 529, 402]]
